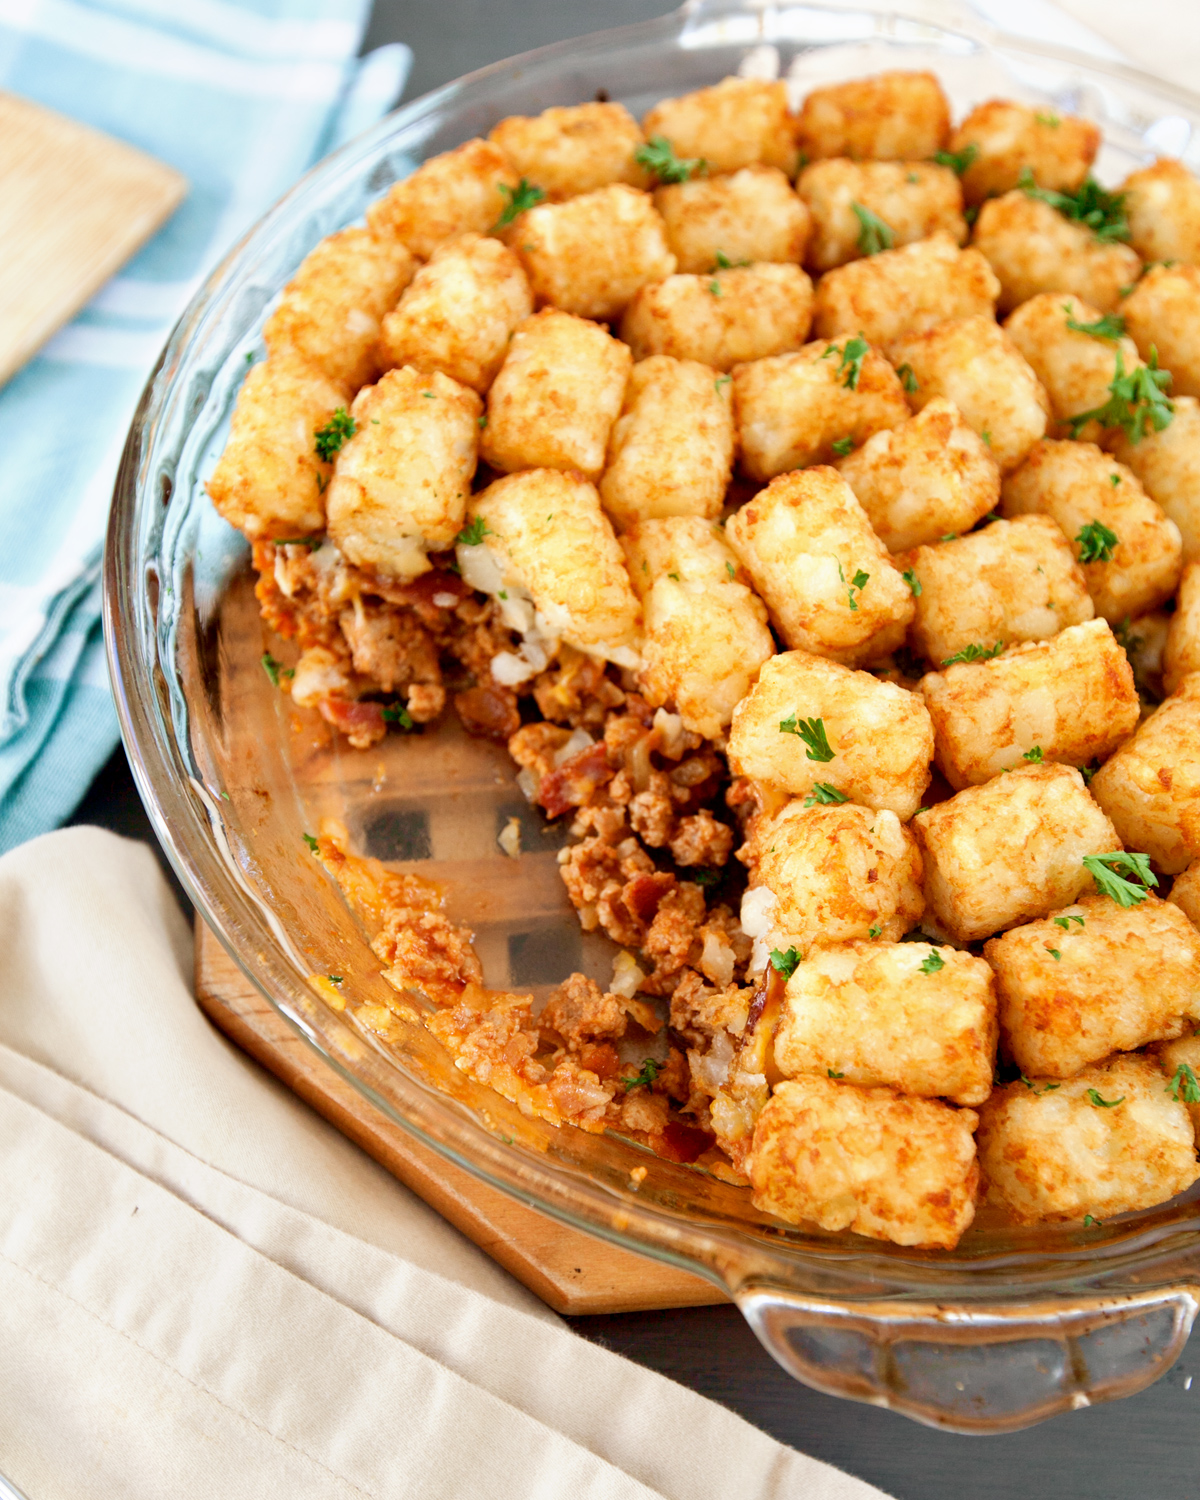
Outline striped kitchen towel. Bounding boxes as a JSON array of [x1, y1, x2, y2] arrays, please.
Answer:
[[0, 0, 410, 853]]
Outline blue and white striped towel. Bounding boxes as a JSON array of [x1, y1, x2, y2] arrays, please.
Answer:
[[0, 0, 410, 852]]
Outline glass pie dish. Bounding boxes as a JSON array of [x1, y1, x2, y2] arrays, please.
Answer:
[[105, 0, 1200, 1432]]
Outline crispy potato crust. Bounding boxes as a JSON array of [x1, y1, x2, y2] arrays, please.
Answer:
[[796, 71, 951, 163], [655, 165, 811, 273], [366, 139, 519, 260], [1003, 293, 1143, 441], [1121, 158, 1200, 267], [1122, 263, 1200, 401], [642, 76, 798, 175], [949, 99, 1099, 206], [488, 101, 649, 199], [797, 159, 966, 273], [972, 192, 1140, 315]]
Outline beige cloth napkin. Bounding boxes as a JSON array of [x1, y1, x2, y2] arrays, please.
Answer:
[[0, 828, 889, 1500]]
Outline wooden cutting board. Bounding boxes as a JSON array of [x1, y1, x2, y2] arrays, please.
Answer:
[[194, 920, 727, 1315], [0, 92, 186, 385]]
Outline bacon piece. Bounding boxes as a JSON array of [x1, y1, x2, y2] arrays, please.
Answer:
[[538, 741, 613, 818], [317, 697, 387, 749]]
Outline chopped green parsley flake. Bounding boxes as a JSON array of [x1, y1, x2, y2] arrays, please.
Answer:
[[492, 177, 545, 229], [1048, 948, 1062, 961], [896, 361, 919, 393], [1166, 1062, 1200, 1104], [713, 250, 749, 269], [769, 946, 803, 978], [1036, 111, 1061, 128], [851, 201, 894, 255], [1065, 309, 1127, 341], [1083, 1214, 1102, 1228], [715, 373, 731, 391], [803, 782, 849, 807], [1053, 913, 1085, 930], [831, 436, 855, 457], [1020, 167, 1129, 242], [725, 561, 736, 580], [919, 950, 945, 975], [779, 714, 835, 761], [1021, 1075, 1062, 1094], [941, 640, 1005, 666], [902, 568, 922, 597], [667, 571, 680, 581], [933, 143, 979, 176], [828, 1068, 845, 1078], [708, 279, 722, 297], [382, 703, 415, 729], [313, 408, 355, 462], [1076, 519, 1119, 563], [1083, 851, 1158, 907], [1023, 746, 1044, 762], [303, 833, 319, 853], [821, 335, 870, 391], [1087, 1088, 1125, 1108], [868, 923, 882, 938], [1068, 347, 1174, 442], [261, 652, 291, 687], [635, 135, 705, 184], [622, 1058, 662, 1090], [328, 975, 344, 985], [456, 516, 491, 546]]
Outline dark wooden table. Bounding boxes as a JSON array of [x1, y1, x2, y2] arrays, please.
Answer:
[[80, 2, 1200, 1490]]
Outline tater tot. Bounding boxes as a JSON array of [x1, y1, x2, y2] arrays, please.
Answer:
[[836, 398, 998, 551], [972, 192, 1140, 315], [1154, 1036, 1200, 1143], [904, 514, 1093, 667], [366, 139, 519, 259], [1122, 263, 1200, 400], [797, 159, 965, 273], [727, 651, 934, 818], [262, 228, 416, 392], [795, 71, 951, 163], [1164, 563, 1200, 696], [774, 939, 996, 1105], [1121, 158, 1200, 267], [888, 315, 1049, 473], [619, 263, 813, 371], [949, 99, 1099, 207], [507, 183, 675, 321], [912, 762, 1120, 943], [622, 515, 772, 737], [206, 353, 349, 541], [599, 356, 733, 530], [1090, 675, 1200, 873], [742, 801, 924, 952], [1109, 396, 1200, 565], [1004, 293, 1144, 441], [377, 233, 532, 394], [487, 101, 648, 199], [1001, 439, 1183, 622], [654, 165, 811, 273], [749, 1076, 978, 1249], [731, 340, 909, 479], [641, 77, 798, 175], [812, 233, 999, 347], [482, 309, 631, 480], [325, 367, 480, 579], [985, 893, 1200, 1078], [725, 467, 914, 664], [461, 469, 641, 667], [977, 1055, 1198, 1225], [1170, 861, 1200, 930]]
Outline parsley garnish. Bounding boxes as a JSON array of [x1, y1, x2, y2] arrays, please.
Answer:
[[1048, 948, 1062, 961], [622, 1058, 662, 1090], [261, 652, 291, 687], [1036, 111, 1061, 128], [314, 408, 355, 462], [456, 516, 491, 546], [382, 703, 414, 729], [1065, 309, 1127, 342], [1083, 851, 1158, 907], [714, 374, 731, 392], [1053, 913, 1085, 930], [725, 561, 736, 580], [851, 201, 894, 255], [303, 833, 319, 853], [667, 571, 680, 581], [477, 414, 488, 429], [635, 134, 705, 184], [1083, 1214, 1102, 1228], [1076, 519, 1119, 564], [492, 178, 545, 230], [769, 946, 803, 978], [822, 335, 870, 390], [895, 362, 919, 393], [803, 783, 849, 806], [848, 568, 869, 610], [933, 143, 979, 176], [941, 640, 1005, 666], [1067, 348, 1174, 443], [1087, 1088, 1125, 1108], [707, 279, 722, 297], [868, 923, 882, 938], [1023, 746, 1044, 762], [1020, 1075, 1062, 1094], [779, 715, 835, 762], [1110, 473, 1121, 486], [831, 436, 855, 457], [713, 250, 748, 270], [1019, 168, 1129, 242], [902, 568, 922, 597], [1167, 1062, 1200, 1104], [328, 975, 344, 986], [919, 950, 945, 975], [828, 1068, 845, 1078]]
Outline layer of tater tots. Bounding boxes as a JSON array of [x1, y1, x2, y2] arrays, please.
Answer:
[[466, 469, 641, 661], [774, 939, 997, 1106], [206, 353, 348, 541], [743, 800, 924, 951], [977, 1054, 1198, 1225], [725, 467, 913, 664], [1122, 264, 1200, 400], [749, 1076, 978, 1249], [948, 100, 1099, 206], [263, 227, 415, 391], [1003, 293, 1142, 439], [482, 309, 631, 479], [1164, 563, 1200, 696], [732, 342, 909, 479], [641, 77, 798, 175], [1001, 439, 1183, 623], [1153, 1035, 1200, 1136], [811, 233, 999, 349], [919, 619, 1139, 789], [377, 233, 532, 394], [835, 398, 999, 552], [325, 367, 481, 579], [972, 192, 1141, 315], [1109, 396, 1200, 566], [1090, 674, 1200, 873], [600, 355, 733, 530], [888, 315, 1049, 474], [797, 160, 965, 274], [1121, 158, 1200, 267], [654, 165, 810, 274], [622, 515, 772, 737], [487, 101, 648, 199], [985, 893, 1200, 1078], [904, 513, 1093, 667], [620, 262, 813, 371], [366, 139, 518, 260], [728, 651, 934, 819], [912, 762, 1121, 943], [795, 70, 951, 163], [508, 183, 676, 322], [1169, 861, 1200, 928]]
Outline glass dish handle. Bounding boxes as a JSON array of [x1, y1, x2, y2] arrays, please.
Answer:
[[737, 1281, 1200, 1431]]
